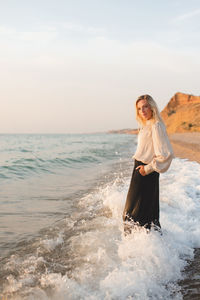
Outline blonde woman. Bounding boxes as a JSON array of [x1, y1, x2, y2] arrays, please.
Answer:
[[123, 95, 174, 233]]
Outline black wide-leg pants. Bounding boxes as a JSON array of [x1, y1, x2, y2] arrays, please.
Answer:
[[123, 159, 160, 230]]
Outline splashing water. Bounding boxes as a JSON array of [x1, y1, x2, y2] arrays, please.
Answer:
[[0, 157, 200, 299]]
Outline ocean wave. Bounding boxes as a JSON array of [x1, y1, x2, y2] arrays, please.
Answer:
[[1, 158, 200, 299], [0, 134, 135, 180]]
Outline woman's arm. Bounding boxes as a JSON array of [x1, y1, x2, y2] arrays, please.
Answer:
[[143, 121, 174, 175]]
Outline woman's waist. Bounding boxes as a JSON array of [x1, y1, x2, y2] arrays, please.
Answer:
[[133, 153, 154, 164], [134, 159, 147, 167]]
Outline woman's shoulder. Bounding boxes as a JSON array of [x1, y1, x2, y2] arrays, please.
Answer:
[[151, 120, 168, 137], [142, 120, 166, 133], [152, 120, 166, 130]]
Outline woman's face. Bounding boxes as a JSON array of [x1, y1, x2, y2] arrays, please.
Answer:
[[137, 99, 153, 121]]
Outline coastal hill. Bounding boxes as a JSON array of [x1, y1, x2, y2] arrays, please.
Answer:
[[161, 92, 200, 133]]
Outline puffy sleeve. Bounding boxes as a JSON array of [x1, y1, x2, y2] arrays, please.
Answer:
[[144, 121, 174, 175]]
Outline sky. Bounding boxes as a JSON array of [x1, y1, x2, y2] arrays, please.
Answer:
[[0, 0, 200, 133]]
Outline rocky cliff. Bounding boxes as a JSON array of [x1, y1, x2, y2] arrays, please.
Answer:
[[161, 92, 200, 133]]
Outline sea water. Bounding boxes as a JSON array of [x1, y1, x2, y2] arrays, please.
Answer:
[[0, 133, 200, 299]]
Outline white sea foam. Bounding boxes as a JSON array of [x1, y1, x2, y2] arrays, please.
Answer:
[[42, 233, 64, 252], [2, 158, 200, 299]]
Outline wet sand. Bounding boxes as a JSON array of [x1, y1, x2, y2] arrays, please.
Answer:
[[170, 132, 200, 298], [169, 132, 200, 164]]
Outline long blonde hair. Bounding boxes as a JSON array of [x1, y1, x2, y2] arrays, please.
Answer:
[[135, 94, 163, 126]]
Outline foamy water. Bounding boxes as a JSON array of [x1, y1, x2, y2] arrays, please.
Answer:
[[1, 157, 200, 299]]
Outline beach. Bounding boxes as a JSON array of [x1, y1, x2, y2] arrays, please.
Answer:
[[169, 132, 200, 164], [169, 132, 200, 299]]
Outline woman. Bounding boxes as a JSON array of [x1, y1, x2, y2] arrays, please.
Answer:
[[123, 94, 174, 233]]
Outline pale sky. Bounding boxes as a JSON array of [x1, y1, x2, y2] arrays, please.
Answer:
[[0, 0, 200, 133]]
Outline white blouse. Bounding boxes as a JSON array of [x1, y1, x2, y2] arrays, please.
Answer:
[[133, 120, 174, 175]]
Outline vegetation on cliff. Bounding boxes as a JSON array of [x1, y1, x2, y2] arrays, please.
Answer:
[[161, 92, 200, 133]]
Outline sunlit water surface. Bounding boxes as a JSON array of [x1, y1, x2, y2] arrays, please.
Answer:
[[0, 133, 200, 299]]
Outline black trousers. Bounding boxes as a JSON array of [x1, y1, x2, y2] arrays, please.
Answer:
[[123, 159, 160, 231]]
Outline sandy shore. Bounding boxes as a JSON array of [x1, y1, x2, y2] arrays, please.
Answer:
[[169, 132, 200, 164]]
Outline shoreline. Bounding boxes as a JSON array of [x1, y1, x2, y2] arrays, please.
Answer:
[[108, 130, 200, 164], [169, 132, 200, 298], [169, 132, 200, 164]]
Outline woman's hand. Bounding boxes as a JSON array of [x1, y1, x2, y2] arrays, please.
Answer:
[[136, 165, 146, 176]]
